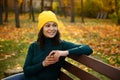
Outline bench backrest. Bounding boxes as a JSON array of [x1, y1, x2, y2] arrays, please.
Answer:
[[59, 55, 120, 80]]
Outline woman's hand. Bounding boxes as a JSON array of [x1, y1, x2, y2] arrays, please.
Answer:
[[49, 50, 68, 58], [42, 55, 57, 67], [48, 50, 68, 64], [42, 50, 69, 67]]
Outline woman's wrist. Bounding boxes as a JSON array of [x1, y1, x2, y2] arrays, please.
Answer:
[[62, 50, 69, 56]]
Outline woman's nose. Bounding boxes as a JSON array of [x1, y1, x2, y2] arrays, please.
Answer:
[[49, 26, 54, 30]]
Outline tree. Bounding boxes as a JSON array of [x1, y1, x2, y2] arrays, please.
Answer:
[[4, 0, 8, 22], [81, 0, 84, 23], [50, 0, 53, 10], [70, 0, 75, 22], [14, 0, 20, 28], [41, 0, 44, 11], [115, 0, 120, 24], [29, 0, 35, 22], [0, 0, 3, 25], [115, 0, 118, 15], [19, 1, 23, 14], [58, 0, 69, 17], [58, 0, 62, 16]]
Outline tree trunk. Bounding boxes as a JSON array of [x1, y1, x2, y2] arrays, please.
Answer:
[[58, 0, 62, 16], [115, 0, 118, 15], [81, 0, 84, 23], [115, 0, 120, 24], [14, 0, 20, 28], [29, 0, 35, 22], [41, 0, 44, 12], [70, 0, 75, 22], [0, 0, 3, 25], [20, 2, 23, 14], [4, 0, 8, 22], [50, 0, 53, 11]]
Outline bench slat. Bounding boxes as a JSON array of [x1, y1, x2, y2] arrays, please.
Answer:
[[59, 71, 73, 80], [62, 61, 100, 80], [69, 55, 120, 80]]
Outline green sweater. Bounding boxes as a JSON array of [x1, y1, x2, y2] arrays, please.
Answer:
[[23, 39, 93, 80]]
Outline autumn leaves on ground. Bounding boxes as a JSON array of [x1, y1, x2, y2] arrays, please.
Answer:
[[0, 16, 120, 79]]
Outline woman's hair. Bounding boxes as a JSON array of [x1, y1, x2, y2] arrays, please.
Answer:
[[37, 27, 61, 49]]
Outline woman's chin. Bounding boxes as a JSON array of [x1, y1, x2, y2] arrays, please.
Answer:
[[46, 35, 55, 38]]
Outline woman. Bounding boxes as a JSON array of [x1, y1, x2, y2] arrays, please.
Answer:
[[3, 11, 93, 80]]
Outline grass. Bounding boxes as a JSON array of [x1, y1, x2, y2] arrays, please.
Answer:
[[0, 40, 28, 79], [0, 13, 120, 79]]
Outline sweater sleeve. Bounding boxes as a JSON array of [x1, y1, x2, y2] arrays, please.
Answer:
[[61, 40, 93, 55], [23, 43, 44, 76]]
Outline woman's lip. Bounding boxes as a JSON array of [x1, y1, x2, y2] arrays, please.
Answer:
[[48, 32, 55, 35], [48, 31, 55, 34]]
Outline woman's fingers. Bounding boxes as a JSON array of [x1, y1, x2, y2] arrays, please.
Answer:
[[43, 56, 58, 66], [48, 51, 56, 56], [43, 51, 61, 67]]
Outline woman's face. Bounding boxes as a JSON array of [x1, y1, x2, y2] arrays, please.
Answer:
[[43, 22, 58, 38]]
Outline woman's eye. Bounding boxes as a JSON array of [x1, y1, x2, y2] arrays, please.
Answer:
[[45, 23, 57, 27], [53, 24, 57, 27], [46, 24, 50, 27]]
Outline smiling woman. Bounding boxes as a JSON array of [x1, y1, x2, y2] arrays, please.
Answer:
[[2, 11, 93, 80]]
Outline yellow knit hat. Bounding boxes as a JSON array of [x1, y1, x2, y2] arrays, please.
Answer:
[[38, 11, 59, 31]]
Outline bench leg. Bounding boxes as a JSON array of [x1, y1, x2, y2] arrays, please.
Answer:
[[2, 73, 28, 80]]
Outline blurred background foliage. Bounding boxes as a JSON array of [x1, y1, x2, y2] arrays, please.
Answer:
[[0, 0, 120, 25], [0, 0, 120, 80]]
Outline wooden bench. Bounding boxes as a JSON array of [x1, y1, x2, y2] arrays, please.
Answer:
[[59, 55, 120, 80], [4, 55, 120, 80]]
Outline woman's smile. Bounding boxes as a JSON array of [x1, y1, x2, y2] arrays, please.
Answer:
[[43, 22, 58, 38]]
